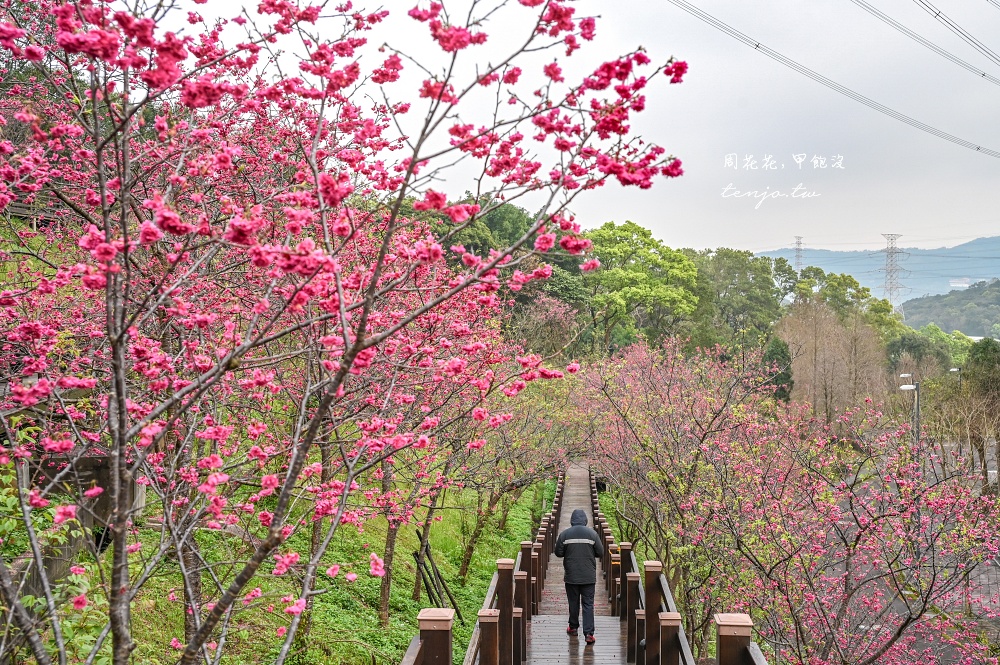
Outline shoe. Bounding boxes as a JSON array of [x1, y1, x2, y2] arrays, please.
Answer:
[[566, 627, 578, 636], [585, 635, 596, 645]]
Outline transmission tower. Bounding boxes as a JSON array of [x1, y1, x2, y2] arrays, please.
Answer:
[[793, 236, 804, 272], [881, 233, 906, 309]]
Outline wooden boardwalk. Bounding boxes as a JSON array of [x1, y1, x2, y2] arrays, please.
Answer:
[[527, 463, 626, 665]]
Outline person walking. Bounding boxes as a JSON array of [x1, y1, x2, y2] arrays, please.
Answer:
[[554, 508, 604, 645]]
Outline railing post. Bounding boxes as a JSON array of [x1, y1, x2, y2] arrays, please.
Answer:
[[536, 534, 546, 585], [715, 613, 753, 665], [479, 609, 500, 665], [514, 570, 528, 625], [417, 608, 455, 665], [619, 543, 632, 621], [658, 612, 681, 665], [635, 610, 646, 665], [604, 530, 614, 589], [519, 542, 533, 571], [512, 608, 523, 664], [521, 540, 535, 621], [497, 559, 515, 665], [609, 552, 620, 615], [531, 539, 548, 588], [531, 548, 541, 613], [626, 572, 640, 662], [644, 561, 663, 665]]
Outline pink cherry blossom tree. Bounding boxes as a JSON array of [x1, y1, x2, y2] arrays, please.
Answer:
[[0, 0, 686, 662], [584, 340, 1000, 664]]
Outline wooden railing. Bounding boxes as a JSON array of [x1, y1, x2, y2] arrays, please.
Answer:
[[588, 469, 770, 665], [400, 608, 456, 665], [464, 470, 565, 665], [396, 470, 566, 665]]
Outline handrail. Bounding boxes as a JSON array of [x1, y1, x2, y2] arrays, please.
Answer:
[[748, 643, 770, 665], [598, 470, 769, 665], [400, 636, 425, 665], [461, 570, 499, 665], [657, 573, 696, 665], [460, 469, 566, 665], [618, 519, 696, 665]]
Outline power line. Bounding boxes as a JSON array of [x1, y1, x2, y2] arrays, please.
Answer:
[[912, 0, 1000, 68], [661, 0, 1000, 158], [846, 0, 1000, 86]]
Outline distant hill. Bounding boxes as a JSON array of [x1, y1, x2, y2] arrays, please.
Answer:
[[758, 236, 1000, 300], [900, 279, 1000, 337]]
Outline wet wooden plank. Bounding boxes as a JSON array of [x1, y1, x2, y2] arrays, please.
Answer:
[[529, 463, 627, 665]]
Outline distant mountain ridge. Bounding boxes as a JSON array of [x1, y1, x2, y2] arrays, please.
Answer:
[[758, 236, 1000, 300]]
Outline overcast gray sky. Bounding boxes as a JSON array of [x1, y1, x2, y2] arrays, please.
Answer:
[[565, 0, 1000, 252], [195, 0, 1000, 253]]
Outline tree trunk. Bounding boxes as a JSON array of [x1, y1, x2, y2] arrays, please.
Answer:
[[412, 493, 442, 601], [301, 433, 336, 641], [497, 487, 524, 532], [458, 492, 501, 582], [181, 541, 203, 644], [378, 460, 395, 627], [379, 521, 401, 627]]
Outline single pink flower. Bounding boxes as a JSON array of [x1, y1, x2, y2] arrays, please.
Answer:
[[370, 553, 386, 577]]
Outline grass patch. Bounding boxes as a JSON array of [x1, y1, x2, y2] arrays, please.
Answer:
[[123, 482, 551, 665]]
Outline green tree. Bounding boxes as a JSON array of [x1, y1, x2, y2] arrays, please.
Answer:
[[583, 221, 697, 352], [886, 329, 951, 374], [481, 200, 534, 248], [763, 336, 794, 401], [680, 248, 796, 348], [864, 298, 908, 343], [918, 323, 974, 368], [966, 337, 1000, 400]]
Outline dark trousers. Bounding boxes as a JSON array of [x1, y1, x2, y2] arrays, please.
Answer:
[[566, 583, 596, 635]]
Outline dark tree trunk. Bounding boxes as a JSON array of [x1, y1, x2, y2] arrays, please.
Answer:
[[413, 493, 442, 601], [181, 541, 202, 644], [379, 521, 401, 627], [301, 433, 336, 641], [497, 487, 524, 532], [378, 460, 395, 627], [458, 492, 501, 582]]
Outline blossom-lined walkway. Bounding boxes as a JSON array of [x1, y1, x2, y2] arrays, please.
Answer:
[[526, 462, 626, 665]]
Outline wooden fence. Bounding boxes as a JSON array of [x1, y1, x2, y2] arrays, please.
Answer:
[[589, 469, 770, 665], [396, 470, 566, 665], [463, 470, 565, 665]]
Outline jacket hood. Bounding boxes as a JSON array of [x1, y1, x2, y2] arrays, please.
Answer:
[[570, 509, 588, 526]]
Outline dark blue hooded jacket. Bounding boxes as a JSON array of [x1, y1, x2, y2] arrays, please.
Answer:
[[554, 509, 603, 585]]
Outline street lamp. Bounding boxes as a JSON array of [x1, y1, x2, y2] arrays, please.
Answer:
[[900, 381, 920, 445]]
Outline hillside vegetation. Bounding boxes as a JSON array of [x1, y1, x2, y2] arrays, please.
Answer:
[[902, 279, 1000, 337]]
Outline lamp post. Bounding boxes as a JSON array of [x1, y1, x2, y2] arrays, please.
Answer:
[[899, 374, 920, 445]]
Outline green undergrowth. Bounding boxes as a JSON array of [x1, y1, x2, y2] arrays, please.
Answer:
[[122, 479, 555, 665]]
